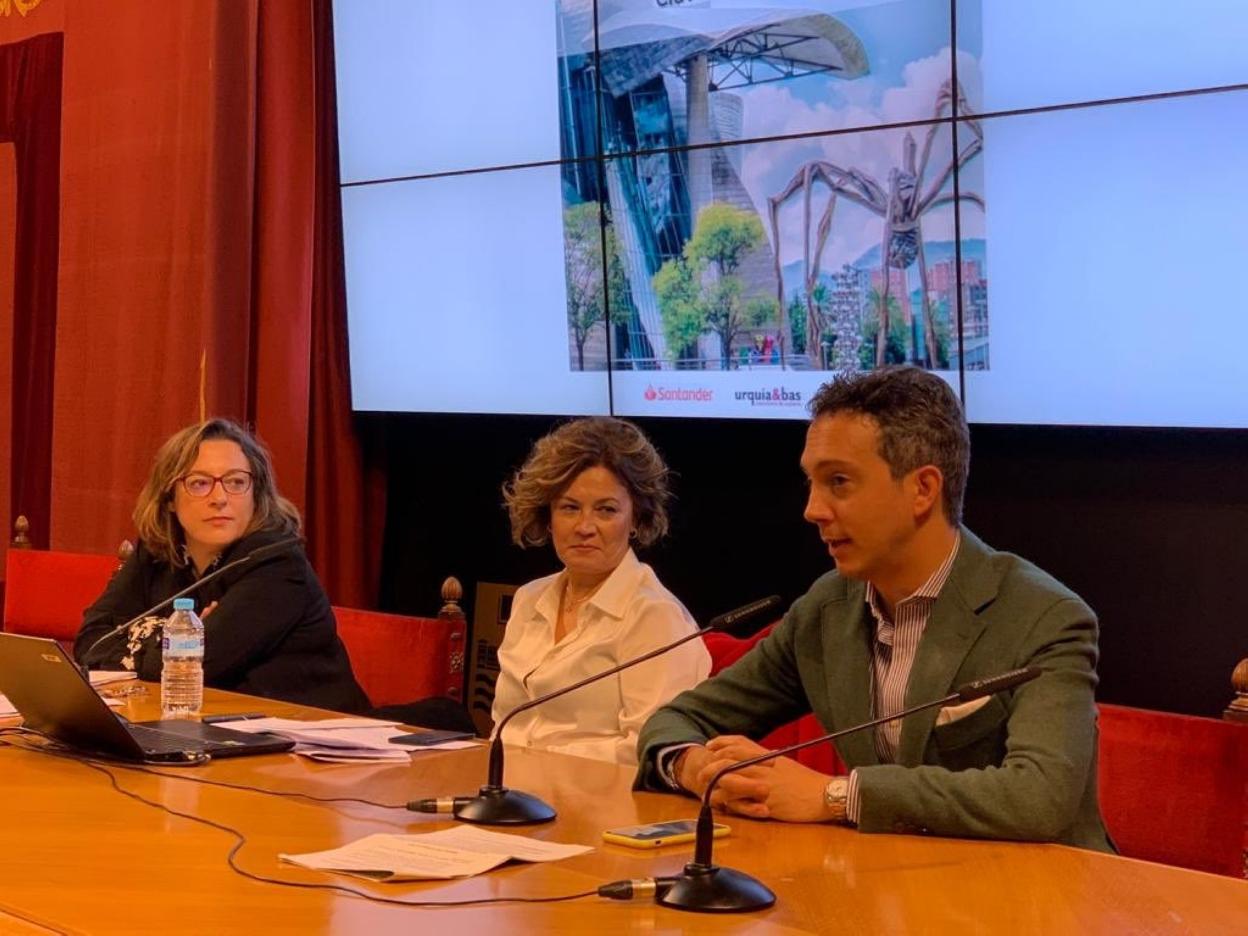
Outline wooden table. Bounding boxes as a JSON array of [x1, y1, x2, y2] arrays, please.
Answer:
[[0, 687, 1244, 935]]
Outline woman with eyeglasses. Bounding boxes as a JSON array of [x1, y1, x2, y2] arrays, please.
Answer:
[[73, 419, 369, 713]]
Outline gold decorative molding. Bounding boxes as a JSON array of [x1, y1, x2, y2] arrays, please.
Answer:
[[0, 0, 46, 18]]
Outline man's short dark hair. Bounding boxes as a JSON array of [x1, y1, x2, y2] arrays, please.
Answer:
[[807, 367, 970, 525]]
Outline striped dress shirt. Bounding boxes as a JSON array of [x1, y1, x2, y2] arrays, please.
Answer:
[[846, 534, 961, 821]]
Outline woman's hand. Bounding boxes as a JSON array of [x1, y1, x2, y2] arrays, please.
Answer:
[[201, 601, 219, 619]]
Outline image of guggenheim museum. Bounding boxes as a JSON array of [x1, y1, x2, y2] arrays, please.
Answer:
[[557, 1, 870, 371]]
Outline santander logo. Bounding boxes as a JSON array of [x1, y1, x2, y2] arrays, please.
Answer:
[[642, 384, 713, 403]]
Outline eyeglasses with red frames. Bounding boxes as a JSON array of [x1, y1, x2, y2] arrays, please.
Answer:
[[178, 470, 253, 498]]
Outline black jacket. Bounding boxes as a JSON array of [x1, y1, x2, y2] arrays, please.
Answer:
[[74, 528, 370, 714]]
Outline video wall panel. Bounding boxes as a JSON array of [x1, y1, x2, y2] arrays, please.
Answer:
[[963, 89, 1248, 427], [336, 0, 1248, 426], [335, 0, 582, 181], [961, 0, 1248, 114], [342, 163, 611, 416], [601, 120, 967, 419]]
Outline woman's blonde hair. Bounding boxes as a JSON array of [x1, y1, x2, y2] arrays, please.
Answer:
[[133, 419, 301, 566], [502, 417, 671, 548]]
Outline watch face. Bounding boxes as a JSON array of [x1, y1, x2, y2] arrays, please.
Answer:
[[824, 779, 848, 806]]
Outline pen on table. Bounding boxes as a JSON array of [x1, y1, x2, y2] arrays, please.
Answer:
[[202, 712, 268, 724]]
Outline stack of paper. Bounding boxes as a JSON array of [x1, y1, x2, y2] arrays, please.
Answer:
[[280, 826, 593, 881], [213, 716, 476, 763], [90, 670, 140, 687]]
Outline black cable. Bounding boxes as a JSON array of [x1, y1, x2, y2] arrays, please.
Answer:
[[119, 762, 406, 810], [0, 735, 598, 909], [7, 728, 403, 808]]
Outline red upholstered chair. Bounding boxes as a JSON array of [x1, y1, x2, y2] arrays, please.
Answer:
[[1226, 658, 1248, 878], [1097, 703, 1248, 878], [3, 517, 133, 642], [703, 625, 847, 776], [332, 577, 466, 708]]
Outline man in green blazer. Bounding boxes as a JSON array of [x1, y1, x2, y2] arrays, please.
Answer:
[[637, 367, 1112, 852]]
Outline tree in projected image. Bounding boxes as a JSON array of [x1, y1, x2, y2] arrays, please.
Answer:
[[787, 293, 807, 357], [564, 202, 632, 371], [768, 80, 983, 370], [860, 288, 907, 369], [929, 297, 952, 370], [654, 203, 777, 370]]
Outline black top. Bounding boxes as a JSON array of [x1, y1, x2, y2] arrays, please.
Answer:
[[73, 528, 370, 714]]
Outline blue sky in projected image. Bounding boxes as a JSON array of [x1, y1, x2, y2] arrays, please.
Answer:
[[789, 0, 980, 112]]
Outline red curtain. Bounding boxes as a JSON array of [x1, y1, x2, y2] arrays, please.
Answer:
[[49, 3, 257, 553], [0, 32, 61, 549], [0, 4, 381, 605], [305, 0, 385, 608]]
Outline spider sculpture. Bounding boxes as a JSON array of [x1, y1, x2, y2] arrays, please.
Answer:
[[767, 79, 984, 368]]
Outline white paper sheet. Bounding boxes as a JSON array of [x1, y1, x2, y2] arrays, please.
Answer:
[[280, 827, 593, 882], [216, 716, 400, 733], [213, 717, 478, 762], [89, 671, 138, 687], [292, 744, 410, 764]]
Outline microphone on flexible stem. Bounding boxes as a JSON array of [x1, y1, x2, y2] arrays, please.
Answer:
[[408, 594, 784, 826], [79, 537, 303, 664], [649, 666, 1042, 913]]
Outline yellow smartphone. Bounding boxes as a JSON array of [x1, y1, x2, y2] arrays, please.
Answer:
[[601, 819, 730, 849]]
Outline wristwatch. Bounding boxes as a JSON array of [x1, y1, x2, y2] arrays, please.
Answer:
[[823, 777, 849, 821]]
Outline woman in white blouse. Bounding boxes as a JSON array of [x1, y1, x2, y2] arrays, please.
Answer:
[[492, 417, 711, 765]]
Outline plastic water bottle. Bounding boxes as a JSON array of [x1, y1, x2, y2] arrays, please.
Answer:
[[161, 597, 204, 719]]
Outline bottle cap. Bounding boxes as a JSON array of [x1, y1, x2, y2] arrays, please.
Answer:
[[172, 598, 195, 611]]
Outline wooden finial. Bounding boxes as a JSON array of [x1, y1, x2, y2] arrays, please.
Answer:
[[439, 577, 466, 699], [440, 576, 463, 611], [118, 539, 135, 565], [1226, 658, 1248, 724], [11, 515, 31, 549]]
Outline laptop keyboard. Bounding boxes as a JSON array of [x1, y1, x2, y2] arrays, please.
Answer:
[[127, 723, 207, 754]]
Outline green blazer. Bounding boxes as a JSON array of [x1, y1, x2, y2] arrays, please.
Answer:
[[637, 530, 1113, 852]]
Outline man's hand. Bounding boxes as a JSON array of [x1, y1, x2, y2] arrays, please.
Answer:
[[693, 735, 842, 823], [672, 745, 716, 796]]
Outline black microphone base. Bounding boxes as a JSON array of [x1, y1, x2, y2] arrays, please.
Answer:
[[656, 863, 776, 913], [452, 785, 556, 825]]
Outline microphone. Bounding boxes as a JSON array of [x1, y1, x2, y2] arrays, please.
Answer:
[[408, 594, 783, 826], [79, 536, 303, 664], [705, 595, 786, 634], [654, 666, 1042, 913]]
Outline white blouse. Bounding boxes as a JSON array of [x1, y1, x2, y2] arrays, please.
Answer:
[[491, 549, 711, 765]]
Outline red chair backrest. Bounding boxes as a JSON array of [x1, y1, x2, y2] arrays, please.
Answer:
[[332, 606, 456, 708], [1097, 703, 1248, 877], [3, 549, 119, 642], [703, 624, 846, 776]]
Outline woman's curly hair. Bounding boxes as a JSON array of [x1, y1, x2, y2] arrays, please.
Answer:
[[502, 417, 671, 548]]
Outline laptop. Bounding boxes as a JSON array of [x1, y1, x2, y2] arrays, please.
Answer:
[[0, 633, 294, 763]]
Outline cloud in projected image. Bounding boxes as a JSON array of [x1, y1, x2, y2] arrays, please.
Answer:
[[742, 47, 985, 268]]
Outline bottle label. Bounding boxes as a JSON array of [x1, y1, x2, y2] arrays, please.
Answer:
[[163, 635, 204, 658]]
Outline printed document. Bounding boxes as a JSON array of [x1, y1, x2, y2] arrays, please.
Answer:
[[281, 827, 592, 882]]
